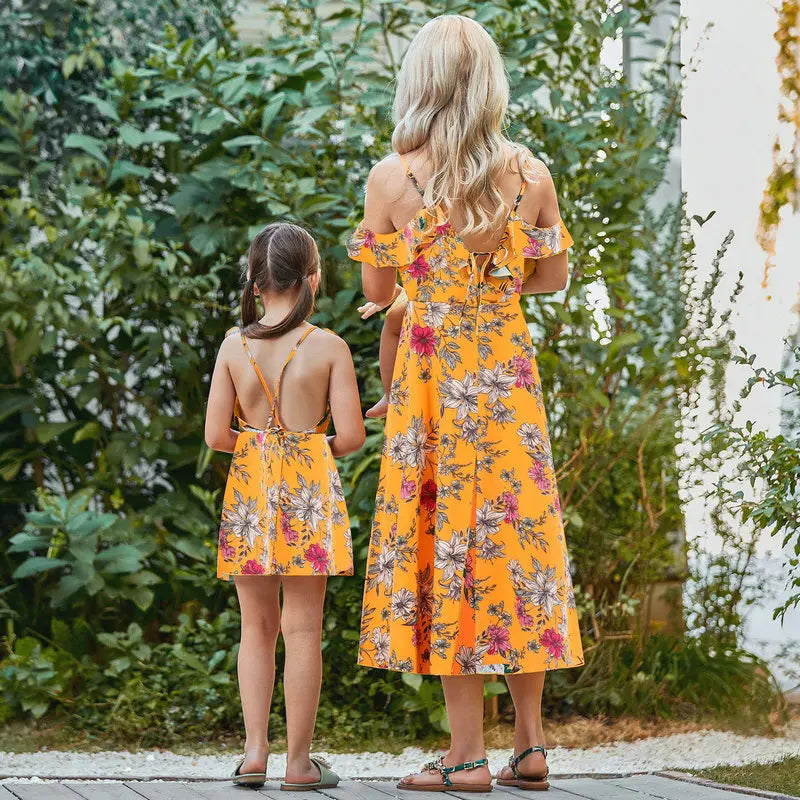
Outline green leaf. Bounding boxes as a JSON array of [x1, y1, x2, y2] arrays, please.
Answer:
[[108, 159, 150, 184], [63, 134, 108, 165], [13, 557, 70, 579], [34, 421, 78, 443], [79, 94, 120, 122], [173, 537, 209, 560], [401, 672, 423, 690], [223, 135, 265, 150]]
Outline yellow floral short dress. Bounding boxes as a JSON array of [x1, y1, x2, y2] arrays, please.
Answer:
[[217, 326, 354, 579], [347, 155, 584, 675]]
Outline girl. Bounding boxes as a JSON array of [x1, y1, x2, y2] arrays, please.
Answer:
[[205, 222, 365, 790], [348, 15, 584, 793]]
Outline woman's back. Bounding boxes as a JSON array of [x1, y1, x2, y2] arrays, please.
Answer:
[[374, 146, 558, 256]]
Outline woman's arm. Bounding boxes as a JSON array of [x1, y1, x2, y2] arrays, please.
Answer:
[[361, 161, 402, 307], [327, 336, 366, 457], [205, 339, 239, 453], [518, 161, 569, 295]]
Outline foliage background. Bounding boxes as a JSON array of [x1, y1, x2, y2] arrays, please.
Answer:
[[0, 0, 788, 745]]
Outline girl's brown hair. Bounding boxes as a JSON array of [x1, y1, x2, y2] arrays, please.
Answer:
[[241, 222, 319, 339]]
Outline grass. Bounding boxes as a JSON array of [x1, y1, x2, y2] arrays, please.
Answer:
[[693, 756, 800, 797], [0, 715, 791, 756]]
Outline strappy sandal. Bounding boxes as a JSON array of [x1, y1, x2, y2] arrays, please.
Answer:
[[397, 755, 492, 793], [231, 753, 268, 788], [496, 745, 549, 791], [280, 756, 340, 792]]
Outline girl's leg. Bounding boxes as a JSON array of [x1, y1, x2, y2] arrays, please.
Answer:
[[281, 576, 327, 784], [233, 575, 281, 774], [401, 675, 491, 787], [366, 291, 407, 419], [498, 671, 547, 780]]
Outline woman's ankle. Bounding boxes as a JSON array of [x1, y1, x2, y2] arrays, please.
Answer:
[[446, 744, 487, 764]]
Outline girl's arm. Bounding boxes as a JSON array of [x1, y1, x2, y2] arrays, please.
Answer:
[[205, 340, 239, 453], [327, 336, 366, 457], [519, 163, 569, 295]]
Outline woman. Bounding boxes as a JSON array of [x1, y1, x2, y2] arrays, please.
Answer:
[[347, 15, 584, 792]]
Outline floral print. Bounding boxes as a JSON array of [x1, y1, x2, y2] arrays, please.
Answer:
[[216, 327, 353, 579], [347, 156, 583, 674]]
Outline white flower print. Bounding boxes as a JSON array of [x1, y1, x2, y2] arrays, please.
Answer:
[[517, 422, 545, 451], [423, 301, 449, 329], [289, 475, 326, 532], [454, 644, 488, 675], [224, 490, 261, 548], [401, 416, 430, 469], [460, 416, 480, 443], [475, 500, 505, 544], [370, 627, 390, 665], [373, 542, 395, 592], [522, 563, 559, 618], [391, 588, 417, 620], [388, 432, 406, 464], [440, 373, 479, 421], [477, 364, 516, 404], [434, 531, 468, 582]]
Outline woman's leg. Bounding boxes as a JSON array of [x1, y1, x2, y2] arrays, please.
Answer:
[[281, 576, 327, 784], [401, 675, 492, 787], [233, 575, 281, 774], [366, 291, 407, 419], [499, 671, 548, 780]]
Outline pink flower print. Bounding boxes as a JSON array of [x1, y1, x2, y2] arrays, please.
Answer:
[[305, 543, 330, 574], [363, 229, 376, 248], [513, 355, 535, 388], [540, 628, 566, 660], [410, 324, 436, 356], [513, 276, 523, 294], [408, 256, 430, 281], [242, 559, 265, 575], [464, 552, 475, 592], [219, 531, 235, 561], [529, 461, 551, 492], [420, 479, 437, 512], [523, 237, 542, 258], [436, 221, 451, 237], [486, 624, 511, 655], [502, 491, 519, 524], [515, 596, 534, 630], [281, 514, 298, 544], [400, 477, 417, 501], [256, 431, 266, 446]]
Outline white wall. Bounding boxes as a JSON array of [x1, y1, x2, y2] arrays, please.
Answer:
[[681, 0, 800, 671]]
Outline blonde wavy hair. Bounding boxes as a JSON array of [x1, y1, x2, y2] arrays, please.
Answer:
[[392, 14, 528, 237]]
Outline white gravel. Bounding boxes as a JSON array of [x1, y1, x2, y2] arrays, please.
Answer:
[[2, 726, 799, 780]]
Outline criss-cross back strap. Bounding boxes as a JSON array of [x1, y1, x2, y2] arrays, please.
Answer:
[[398, 152, 425, 197], [272, 325, 319, 417], [239, 328, 275, 409]]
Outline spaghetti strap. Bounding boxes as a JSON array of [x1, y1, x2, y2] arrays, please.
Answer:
[[511, 155, 527, 214], [272, 325, 319, 424], [239, 328, 275, 406], [398, 152, 425, 197]]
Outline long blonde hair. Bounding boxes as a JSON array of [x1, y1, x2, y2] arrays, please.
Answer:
[[392, 14, 527, 236]]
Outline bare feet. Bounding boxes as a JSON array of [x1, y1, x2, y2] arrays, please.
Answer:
[[284, 757, 321, 785], [365, 394, 389, 419], [241, 745, 268, 775], [497, 748, 547, 782], [399, 753, 491, 789]]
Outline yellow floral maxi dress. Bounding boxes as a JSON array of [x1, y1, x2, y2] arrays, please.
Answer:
[[347, 162, 584, 675], [217, 326, 354, 579]]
